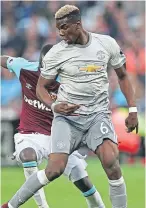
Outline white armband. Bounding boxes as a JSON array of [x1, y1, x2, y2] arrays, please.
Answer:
[[129, 107, 137, 113]]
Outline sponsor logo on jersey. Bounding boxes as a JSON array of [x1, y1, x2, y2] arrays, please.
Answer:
[[26, 83, 32, 89], [80, 65, 103, 72], [24, 95, 51, 111]]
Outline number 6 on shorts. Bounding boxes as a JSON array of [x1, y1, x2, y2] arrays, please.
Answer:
[[100, 122, 109, 134]]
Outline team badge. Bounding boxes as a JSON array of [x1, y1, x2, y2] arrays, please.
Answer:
[[96, 51, 106, 60], [56, 141, 66, 149]]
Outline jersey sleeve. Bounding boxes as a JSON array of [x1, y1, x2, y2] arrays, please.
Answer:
[[107, 37, 126, 69], [7, 57, 39, 78], [41, 48, 60, 80]]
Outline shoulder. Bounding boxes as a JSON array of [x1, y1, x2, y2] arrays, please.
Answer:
[[91, 33, 116, 44], [9, 57, 38, 71], [43, 41, 67, 61], [91, 33, 119, 53], [7, 57, 26, 66], [7, 57, 28, 72]]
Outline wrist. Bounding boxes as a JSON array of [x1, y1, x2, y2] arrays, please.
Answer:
[[51, 102, 56, 111], [129, 107, 137, 113]]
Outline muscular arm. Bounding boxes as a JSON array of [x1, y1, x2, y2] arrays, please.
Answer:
[[115, 64, 138, 133], [36, 75, 55, 108], [114, 65, 136, 107], [36, 75, 80, 114], [0, 56, 9, 68]]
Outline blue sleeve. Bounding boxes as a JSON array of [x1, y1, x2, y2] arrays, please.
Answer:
[[55, 75, 60, 83], [7, 57, 39, 78]]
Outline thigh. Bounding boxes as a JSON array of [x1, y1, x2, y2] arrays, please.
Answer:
[[95, 139, 119, 168], [86, 113, 118, 152], [51, 116, 83, 154], [32, 134, 51, 160], [95, 139, 121, 179]]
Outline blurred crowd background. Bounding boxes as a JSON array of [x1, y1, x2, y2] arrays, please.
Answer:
[[1, 1, 145, 166]]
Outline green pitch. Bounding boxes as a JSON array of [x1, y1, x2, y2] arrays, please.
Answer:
[[1, 159, 145, 208]]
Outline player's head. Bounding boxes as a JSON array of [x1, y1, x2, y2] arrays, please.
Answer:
[[39, 44, 53, 68], [55, 5, 82, 44]]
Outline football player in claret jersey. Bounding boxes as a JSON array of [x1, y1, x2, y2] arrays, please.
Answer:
[[1, 44, 105, 208], [2, 4, 138, 208]]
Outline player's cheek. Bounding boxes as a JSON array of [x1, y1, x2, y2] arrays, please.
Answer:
[[71, 34, 76, 41]]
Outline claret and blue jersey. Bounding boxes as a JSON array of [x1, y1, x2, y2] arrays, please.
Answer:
[[7, 57, 59, 135]]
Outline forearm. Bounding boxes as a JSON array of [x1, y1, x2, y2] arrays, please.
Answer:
[[1, 56, 9, 68], [118, 73, 136, 107], [36, 85, 54, 108]]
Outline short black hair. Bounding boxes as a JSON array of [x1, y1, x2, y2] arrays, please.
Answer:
[[39, 44, 53, 68]]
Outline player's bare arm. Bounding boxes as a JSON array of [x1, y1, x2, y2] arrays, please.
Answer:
[[36, 75, 55, 107], [1, 56, 9, 68], [36, 75, 80, 115], [115, 64, 138, 133]]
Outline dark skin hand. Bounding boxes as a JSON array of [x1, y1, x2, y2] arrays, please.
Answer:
[[36, 76, 80, 115], [53, 102, 80, 116], [125, 113, 138, 133], [115, 64, 138, 133]]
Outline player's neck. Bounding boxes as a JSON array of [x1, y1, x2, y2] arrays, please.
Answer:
[[75, 30, 89, 45]]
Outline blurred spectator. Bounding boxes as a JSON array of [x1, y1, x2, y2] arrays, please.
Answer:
[[1, 65, 22, 115]]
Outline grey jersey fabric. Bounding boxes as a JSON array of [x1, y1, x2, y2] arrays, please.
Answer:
[[41, 33, 126, 115]]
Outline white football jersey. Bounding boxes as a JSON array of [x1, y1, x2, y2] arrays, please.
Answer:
[[41, 33, 126, 114]]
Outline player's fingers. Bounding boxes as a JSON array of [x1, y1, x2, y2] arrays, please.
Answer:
[[68, 103, 80, 108], [66, 105, 80, 111], [125, 118, 136, 129], [61, 103, 79, 109], [125, 119, 129, 127], [127, 127, 135, 133], [70, 113, 80, 116], [60, 103, 71, 110], [65, 109, 77, 114], [125, 122, 133, 129], [136, 123, 139, 134]]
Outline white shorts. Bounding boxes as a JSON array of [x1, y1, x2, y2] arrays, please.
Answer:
[[14, 133, 88, 182]]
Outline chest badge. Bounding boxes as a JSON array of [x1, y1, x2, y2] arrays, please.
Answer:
[[96, 51, 106, 60]]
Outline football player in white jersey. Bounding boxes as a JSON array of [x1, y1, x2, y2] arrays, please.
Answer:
[[1, 45, 105, 208]]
